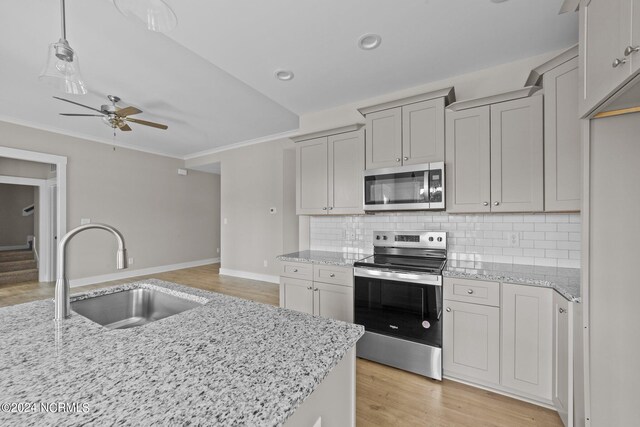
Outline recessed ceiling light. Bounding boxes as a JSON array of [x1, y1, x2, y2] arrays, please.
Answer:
[[358, 34, 382, 51], [275, 70, 295, 81], [490, 0, 508, 3]]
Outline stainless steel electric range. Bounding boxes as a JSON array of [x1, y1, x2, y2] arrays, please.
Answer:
[[353, 230, 447, 380]]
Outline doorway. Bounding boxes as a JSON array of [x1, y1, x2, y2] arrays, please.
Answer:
[[0, 147, 67, 283]]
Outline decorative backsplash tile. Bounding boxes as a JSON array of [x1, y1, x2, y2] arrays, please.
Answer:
[[309, 212, 581, 268]]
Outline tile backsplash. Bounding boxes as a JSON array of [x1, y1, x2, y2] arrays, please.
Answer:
[[309, 212, 581, 268]]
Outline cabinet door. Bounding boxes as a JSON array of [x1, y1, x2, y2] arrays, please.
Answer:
[[443, 300, 500, 384], [365, 108, 402, 169], [501, 283, 553, 401], [580, 0, 630, 116], [296, 137, 328, 215], [445, 106, 491, 213], [544, 58, 581, 212], [313, 282, 353, 323], [402, 98, 445, 165], [280, 277, 314, 315], [328, 130, 364, 215], [553, 292, 572, 427], [490, 96, 544, 212]]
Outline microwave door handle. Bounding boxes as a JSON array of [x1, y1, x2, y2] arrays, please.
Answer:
[[425, 169, 431, 206]]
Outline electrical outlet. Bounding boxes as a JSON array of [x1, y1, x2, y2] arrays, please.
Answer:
[[217, 248, 220, 254], [223, 218, 228, 225], [345, 231, 356, 240], [128, 257, 134, 265], [80, 218, 91, 225], [506, 232, 520, 247], [263, 260, 268, 268]]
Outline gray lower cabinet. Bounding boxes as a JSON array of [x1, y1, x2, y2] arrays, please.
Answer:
[[280, 262, 353, 323], [443, 299, 500, 384], [553, 291, 572, 427], [501, 283, 553, 402], [445, 96, 544, 213], [296, 129, 364, 215], [544, 57, 581, 212], [364, 98, 446, 169]]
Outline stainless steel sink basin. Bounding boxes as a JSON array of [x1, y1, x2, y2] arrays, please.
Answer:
[[71, 288, 203, 329]]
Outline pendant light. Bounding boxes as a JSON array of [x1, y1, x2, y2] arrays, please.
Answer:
[[39, 0, 87, 95], [114, 0, 177, 33]]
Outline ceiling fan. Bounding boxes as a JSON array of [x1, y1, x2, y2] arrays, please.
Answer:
[[54, 95, 168, 132]]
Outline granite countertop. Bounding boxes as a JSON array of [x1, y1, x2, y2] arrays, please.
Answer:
[[276, 250, 370, 267], [444, 260, 581, 302], [0, 279, 363, 426]]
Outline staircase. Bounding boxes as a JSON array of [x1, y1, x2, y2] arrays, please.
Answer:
[[0, 250, 38, 285]]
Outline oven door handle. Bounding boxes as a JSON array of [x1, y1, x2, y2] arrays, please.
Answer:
[[354, 267, 442, 286]]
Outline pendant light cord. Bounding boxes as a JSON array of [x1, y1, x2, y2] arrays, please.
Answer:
[[60, 0, 67, 40]]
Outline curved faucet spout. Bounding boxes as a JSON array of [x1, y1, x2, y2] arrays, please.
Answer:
[[55, 223, 127, 321]]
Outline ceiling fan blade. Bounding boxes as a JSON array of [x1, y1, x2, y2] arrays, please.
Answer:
[[53, 96, 106, 114], [126, 117, 168, 130], [116, 106, 143, 117], [59, 113, 104, 117], [118, 123, 132, 132]]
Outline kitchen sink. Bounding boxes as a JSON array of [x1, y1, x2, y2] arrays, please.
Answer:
[[71, 288, 203, 329]]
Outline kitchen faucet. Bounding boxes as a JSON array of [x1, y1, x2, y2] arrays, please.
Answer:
[[54, 223, 127, 321]]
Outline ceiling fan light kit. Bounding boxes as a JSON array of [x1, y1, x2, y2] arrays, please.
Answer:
[[39, 0, 87, 95], [114, 0, 178, 33]]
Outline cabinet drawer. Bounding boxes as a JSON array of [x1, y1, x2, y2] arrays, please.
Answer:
[[443, 277, 500, 307], [280, 262, 313, 280], [313, 265, 353, 287]]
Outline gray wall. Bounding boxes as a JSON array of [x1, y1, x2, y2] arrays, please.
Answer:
[[0, 183, 34, 247], [0, 121, 219, 280], [0, 157, 53, 179]]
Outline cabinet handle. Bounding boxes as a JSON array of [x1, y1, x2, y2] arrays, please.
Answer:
[[314, 288, 319, 292], [483, 202, 489, 206], [446, 307, 451, 312], [559, 308, 565, 314], [307, 286, 313, 290], [403, 156, 409, 161], [329, 273, 335, 278], [328, 207, 333, 211], [612, 58, 627, 68], [624, 45, 640, 56], [293, 268, 298, 273], [396, 158, 401, 162], [493, 201, 500, 206], [467, 289, 474, 294], [322, 207, 327, 210]]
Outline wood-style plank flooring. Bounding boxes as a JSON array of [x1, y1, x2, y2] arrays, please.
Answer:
[[0, 264, 562, 426]]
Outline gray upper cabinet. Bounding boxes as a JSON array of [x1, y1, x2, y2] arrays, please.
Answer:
[[445, 96, 543, 213], [295, 127, 364, 215], [401, 98, 446, 165], [360, 88, 454, 170], [296, 136, 328, 215], [544, 57, 581, 212], [445, 106, 491, 213], [490, 96, 544, 212], [328, 131, 365, 215], [365, 108, 403, 169], [579, 0, 635, 117]]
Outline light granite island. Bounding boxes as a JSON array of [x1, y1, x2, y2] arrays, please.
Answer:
[[0, 279, 363, 426]]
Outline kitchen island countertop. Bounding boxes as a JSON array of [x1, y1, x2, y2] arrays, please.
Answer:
[[0, 279, 363, 426]]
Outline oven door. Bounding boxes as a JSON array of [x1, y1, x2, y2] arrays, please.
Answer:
[[354, 268, 442, 348]]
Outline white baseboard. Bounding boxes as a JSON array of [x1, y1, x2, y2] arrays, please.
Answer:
[[69, 258, 218, 288], [219, 268, 279, 284], [0, 244, 30, 251]]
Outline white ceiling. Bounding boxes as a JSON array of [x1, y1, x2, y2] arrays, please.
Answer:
[[0, 0, 577, 159]]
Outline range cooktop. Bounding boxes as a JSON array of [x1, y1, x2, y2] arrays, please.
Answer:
[[354, 254, 446, 274]]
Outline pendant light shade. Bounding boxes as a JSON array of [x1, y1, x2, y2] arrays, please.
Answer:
[[39, 39, 87, 95], [39, 0, 88, 95], [114, 0, 177, 33]]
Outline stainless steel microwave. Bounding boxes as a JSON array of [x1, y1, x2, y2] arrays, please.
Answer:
[[363, 162, 445, 212]]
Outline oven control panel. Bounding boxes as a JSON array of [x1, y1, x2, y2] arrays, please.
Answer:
[[373, 230, 447, 250]]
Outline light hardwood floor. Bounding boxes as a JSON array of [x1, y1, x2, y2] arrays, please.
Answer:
[[0, 264, 562, 427]]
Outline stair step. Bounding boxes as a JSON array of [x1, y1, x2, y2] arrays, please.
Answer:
[[0, 268, 38, 285], [0, 259, 37, 273], [0, 250, 34, 262]]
